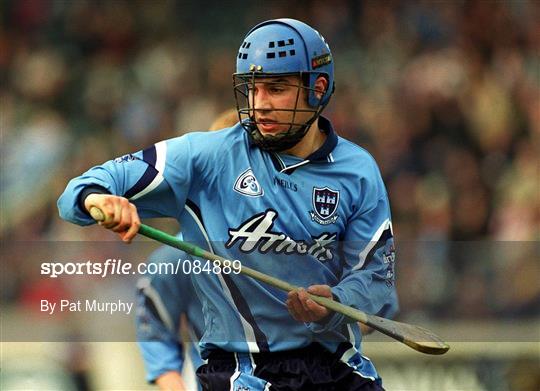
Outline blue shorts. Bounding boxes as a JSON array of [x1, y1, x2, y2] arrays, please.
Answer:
[[196, 343, 384, 391]]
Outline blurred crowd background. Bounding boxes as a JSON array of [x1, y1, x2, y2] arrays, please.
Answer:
[[1, 0, 538, 389]]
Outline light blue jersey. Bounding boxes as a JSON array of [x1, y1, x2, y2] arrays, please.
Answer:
[[58, 116, 398, 380]]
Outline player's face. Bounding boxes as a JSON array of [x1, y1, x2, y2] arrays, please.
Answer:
[[248, 76, 313, 136]]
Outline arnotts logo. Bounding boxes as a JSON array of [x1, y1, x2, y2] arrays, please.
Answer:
[[226, 209, 336, 262]]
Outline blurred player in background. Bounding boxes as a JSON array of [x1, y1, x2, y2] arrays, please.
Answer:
[[136, 245, 204, 391], [59, 19, 397, 390], [136, 109, 239, 391]]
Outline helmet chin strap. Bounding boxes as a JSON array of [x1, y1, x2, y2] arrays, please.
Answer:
[[246, 106, 322, 152], [247, 122, 308, 152]]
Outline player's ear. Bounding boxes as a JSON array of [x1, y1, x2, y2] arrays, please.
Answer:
[[314, 76, 328, 99]]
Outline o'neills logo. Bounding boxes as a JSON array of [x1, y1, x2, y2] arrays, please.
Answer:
[[311, 53, 332, 69], [234, 168, 264, 197]]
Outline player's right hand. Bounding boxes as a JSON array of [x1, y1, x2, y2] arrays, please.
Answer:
[[155, 371, 187, 391], [84, 193, 141, 243]]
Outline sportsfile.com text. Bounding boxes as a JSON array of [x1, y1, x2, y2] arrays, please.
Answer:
[[41, 259, 242, 278]]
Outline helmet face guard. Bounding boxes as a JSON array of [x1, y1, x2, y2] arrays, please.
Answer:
[[233, 19, 334, 152], [233, 71, 324, 152]]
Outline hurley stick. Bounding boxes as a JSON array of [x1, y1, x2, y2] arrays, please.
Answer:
[[90, 206, 449, 355]]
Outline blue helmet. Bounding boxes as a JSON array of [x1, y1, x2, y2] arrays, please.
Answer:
[[233, 19, 335, 151]]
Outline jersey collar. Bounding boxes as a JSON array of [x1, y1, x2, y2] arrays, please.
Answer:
[[305, 115, 338, 162]]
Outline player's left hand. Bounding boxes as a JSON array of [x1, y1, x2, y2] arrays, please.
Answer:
[[286, 285, 332, 323]]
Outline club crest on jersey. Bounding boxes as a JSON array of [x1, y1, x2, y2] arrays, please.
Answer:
[[234, 168, 264, 197], [310, 187, 340, 225]]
